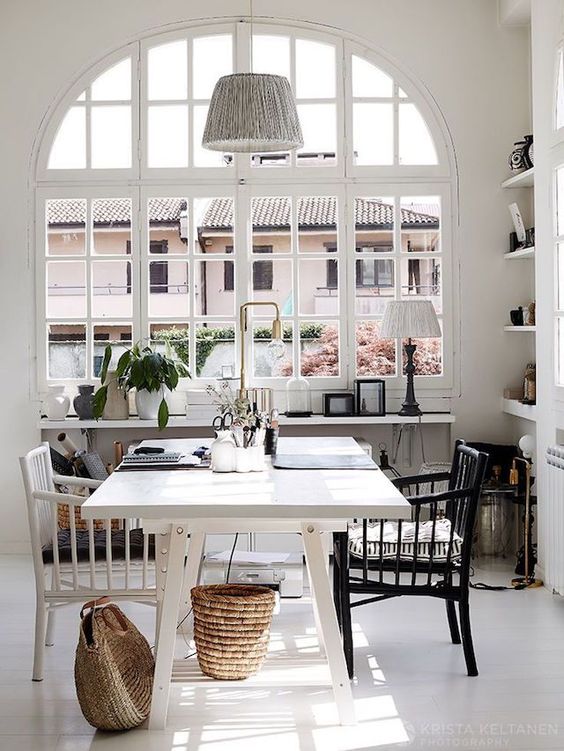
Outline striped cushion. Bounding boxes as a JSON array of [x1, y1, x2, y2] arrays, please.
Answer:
[[348, 520, 463, 562]]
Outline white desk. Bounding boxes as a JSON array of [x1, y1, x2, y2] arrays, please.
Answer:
[[82, 436, 410, 730]]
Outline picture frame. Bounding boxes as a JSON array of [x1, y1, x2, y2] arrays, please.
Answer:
[[354, 379, 386, 416], [323, 393, 355, 417]]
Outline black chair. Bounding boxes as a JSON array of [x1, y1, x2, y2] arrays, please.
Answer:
[[333, 440, 488, 679]]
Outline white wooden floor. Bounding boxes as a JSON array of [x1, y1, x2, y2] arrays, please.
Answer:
[[2, 554, 564, 751]]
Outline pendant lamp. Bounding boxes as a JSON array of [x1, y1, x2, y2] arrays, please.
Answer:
[[202, 73, 303, 153], [202, 1, 303, 153]]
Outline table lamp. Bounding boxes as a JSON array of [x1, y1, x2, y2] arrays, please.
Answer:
[[380, 300, 441, 416], [238, 300, 285, 412]]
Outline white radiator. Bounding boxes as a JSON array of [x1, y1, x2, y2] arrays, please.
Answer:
[[545, 446, 564, 594]]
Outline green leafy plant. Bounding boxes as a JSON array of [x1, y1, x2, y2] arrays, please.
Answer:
[[92, 342, 190, 430]]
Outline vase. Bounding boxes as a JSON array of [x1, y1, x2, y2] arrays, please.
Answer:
[[44, 385, 70, 420], [102, 371, 129, 421], [73, 384, 94, 420], [135, 388, 171, 421]]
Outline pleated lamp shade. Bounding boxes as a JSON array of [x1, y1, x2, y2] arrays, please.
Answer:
[[202, 73, 304, 153], [380, 300, 441, 339]]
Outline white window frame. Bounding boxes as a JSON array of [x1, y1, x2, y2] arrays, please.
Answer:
[[37, 185, 140, 389], [34, 18, 457, 401]]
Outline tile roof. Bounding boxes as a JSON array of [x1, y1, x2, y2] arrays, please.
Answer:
[[47, 196, 438, 230]]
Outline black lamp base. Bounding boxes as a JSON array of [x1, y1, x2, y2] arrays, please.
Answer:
[[398, 340, 422, 416]]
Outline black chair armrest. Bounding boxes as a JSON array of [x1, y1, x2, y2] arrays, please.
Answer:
[[392, 471, 451, 490], [406, 487, 473, 506]]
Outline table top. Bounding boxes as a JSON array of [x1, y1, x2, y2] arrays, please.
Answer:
[[81, 437, 410, 521]]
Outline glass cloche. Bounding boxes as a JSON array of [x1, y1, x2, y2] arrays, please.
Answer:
[[285, 375, 312, 416]]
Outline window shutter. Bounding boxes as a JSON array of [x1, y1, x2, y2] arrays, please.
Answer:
[[252, 246, 273, 291], [224, 246, 234, 291]]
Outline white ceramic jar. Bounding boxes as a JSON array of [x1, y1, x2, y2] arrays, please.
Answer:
[[44, 385, 70, 420], [211, 431, 236, 472]]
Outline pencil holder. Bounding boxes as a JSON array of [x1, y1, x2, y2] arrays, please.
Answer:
[[234, 447, 252, 473], [249, 445, 266, 472]]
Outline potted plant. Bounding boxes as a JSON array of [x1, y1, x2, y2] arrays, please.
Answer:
[[92, 343, 190, 429]]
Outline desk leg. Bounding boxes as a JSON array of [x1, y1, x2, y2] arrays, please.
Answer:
[[149, 523, 187, 731], [302, 523, 356, 726], [180, 529, 206, 611], [311, 532, 331, 657]]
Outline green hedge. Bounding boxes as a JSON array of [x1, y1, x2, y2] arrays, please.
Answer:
[[153, 323, 325, 376]]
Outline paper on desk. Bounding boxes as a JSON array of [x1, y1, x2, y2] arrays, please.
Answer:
[[207, 550, 291, 565]]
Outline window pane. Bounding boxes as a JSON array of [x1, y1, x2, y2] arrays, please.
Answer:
[[400, 257, 442, 313], [296, 39, 335, 99], [91, 106, 131, 168], [297, 104, 336, 162], [46, 199, 86, 255], [192, 35, 233, 99], [353, 103, 393, 165], [196, 323, 235, 377], [402, 335, 443, 376], [48, 107, 86, 169], [149, 323, 189, 369], [193, 105, 230, 167], [253, 322, 293, 377], [300, 322, 339, 377], [252, 197, 291, 253], [93, 198, 132, 255], [148, 105, 189, 168], [299, 259, 338, 315], [148, 197, 188, 254], [399, 103, 437, 165], [355, 258, 395, 315], [355, 197, 394, 253], [558, 244, 564, 310], [148, 260, 189, 317], [91, 260, 132, 317], [251, 258, 293, 314], [557, 167, 564, 236], [298, 196, 337, 252], [557, 49, 564, 130], [148, 40, 188, 101], [91, 58, 131, 101], [352, 55, 393, 98], [194, 197, 234, 253], [558, 319, 564, 386], [355, 320, 396, 376], [401, 196, 441, 252], [48, 324, 86, 379], [194, 259, 234, 316], [252, 35, 290, 78], [93, 324, 132, 377], [47, 261, 86, 318]]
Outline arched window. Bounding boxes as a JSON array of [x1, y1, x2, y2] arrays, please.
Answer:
[[36, 21, 454, 396]]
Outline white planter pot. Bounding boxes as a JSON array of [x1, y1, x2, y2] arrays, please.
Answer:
[[44, 385, 70, 420], [135, 388, 171, 421]]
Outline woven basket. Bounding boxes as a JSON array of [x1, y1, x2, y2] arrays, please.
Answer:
[[57, 502, 119, 531], [191, 584, 275, 680], [74, 598, 154, 730]]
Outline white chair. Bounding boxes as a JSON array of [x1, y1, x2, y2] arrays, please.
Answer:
[[20, 443, 157, 681]]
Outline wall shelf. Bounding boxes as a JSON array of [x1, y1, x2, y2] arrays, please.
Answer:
[[38, 413, 456, 431], [501, 398, 537, 421], [503, 325, 536, 332], [504, 246, 535, 260], [501, 167, 534, 188]]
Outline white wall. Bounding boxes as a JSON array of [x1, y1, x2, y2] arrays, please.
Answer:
[[0, 0, 531, 551]]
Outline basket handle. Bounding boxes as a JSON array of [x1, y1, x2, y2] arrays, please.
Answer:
[[100, 604, 129, 635], [80, 596, 111, 619]]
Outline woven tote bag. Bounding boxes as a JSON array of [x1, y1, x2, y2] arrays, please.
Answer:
[[74, 598, 154, 730]]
